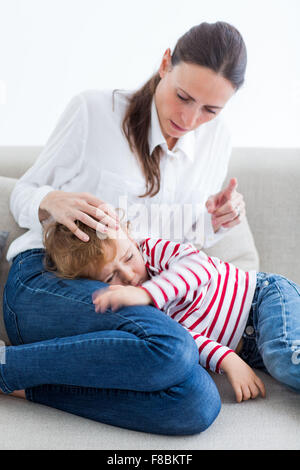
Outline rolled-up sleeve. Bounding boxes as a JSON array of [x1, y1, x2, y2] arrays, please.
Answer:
[[10, 94, 88, 231]]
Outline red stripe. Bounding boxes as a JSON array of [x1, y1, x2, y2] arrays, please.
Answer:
[[227, 272, 249, 347], [178, 293, 203, 324], [175, 290, 188, 307], [206, 344, 222, 370], [192, 334, 201, 341], [201, 264, 211, 282], [183, 266, 202, 286], [151, 280, 169, 303], [217, 268, 239, 343], [207, 263, 230, 337], [176, 272, 190, 295], [188, 258, 212, 282], [170, 291, 197, 319], [198, 339, 212, 354], [189, 273, 221, 330], [151, 239, 161, 268], [145, 238, 151, 257], [171, 305, 189, 319], [139, 286, 160, 309], [159, 240, 169, 270], [216, 349, 234, 373], [166, 243, 180, 269], [159, 275, 179, 296], [208, 257, 217, 269]]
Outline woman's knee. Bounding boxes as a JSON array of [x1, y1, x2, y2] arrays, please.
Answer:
[[156, 365, 221, 436], [123, 304, 199, 389]]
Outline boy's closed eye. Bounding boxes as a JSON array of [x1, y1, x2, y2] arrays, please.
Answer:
[[104, 253, 134, 284]]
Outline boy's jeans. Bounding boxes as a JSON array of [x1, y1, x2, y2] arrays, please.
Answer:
[[239, 272, 300, 392], [1, 249, 221, 435]]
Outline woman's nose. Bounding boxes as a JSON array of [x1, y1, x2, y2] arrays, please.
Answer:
[[182, 108, 202, 129]]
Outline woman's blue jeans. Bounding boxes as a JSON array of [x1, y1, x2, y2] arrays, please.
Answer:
[[0, 249, 221, 435]]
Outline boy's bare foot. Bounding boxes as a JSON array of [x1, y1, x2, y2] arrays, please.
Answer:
[[0, 389, 26, 399]]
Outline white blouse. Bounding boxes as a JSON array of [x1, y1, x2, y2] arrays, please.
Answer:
[[7, 88, 232, 263]]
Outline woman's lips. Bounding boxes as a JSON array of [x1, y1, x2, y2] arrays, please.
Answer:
[[170, 120, 187, 132]]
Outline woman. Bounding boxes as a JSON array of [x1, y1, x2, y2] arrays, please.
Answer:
[[1, 21, 247, 435]]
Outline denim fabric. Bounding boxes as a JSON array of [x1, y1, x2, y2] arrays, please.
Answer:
[[239, 271, 300, 392], [0, 249, 221, 435]]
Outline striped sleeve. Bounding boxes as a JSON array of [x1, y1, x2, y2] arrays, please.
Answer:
[[185, 328, 235, 374], [139, 238, 212, 310]]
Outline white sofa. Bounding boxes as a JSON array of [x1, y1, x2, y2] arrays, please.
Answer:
[[0, 146, 299, 450]]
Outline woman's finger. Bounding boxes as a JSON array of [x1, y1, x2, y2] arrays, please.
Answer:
[[78, 200, 119, 231], [212, 204, 245, 227], [95, 208, 119, 230], [220, 208, 246, 228], [61, 218, 92, 242], [212, 193, 244, 218], [82, 194, 120, 221], [75, 210, 110, 236], [84, 195, 121, 225]]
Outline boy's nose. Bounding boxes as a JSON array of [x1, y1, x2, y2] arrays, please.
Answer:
[[121, 268, 135, 284]]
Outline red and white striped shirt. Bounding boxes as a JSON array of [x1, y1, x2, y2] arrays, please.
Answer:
[[138, 238, 257, 374]]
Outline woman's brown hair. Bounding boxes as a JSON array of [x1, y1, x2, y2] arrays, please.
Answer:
[[118, 21, 247, 198]]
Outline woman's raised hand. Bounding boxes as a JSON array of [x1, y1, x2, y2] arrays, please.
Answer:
[[205, 177, 246, 232], [39, 190, 120, 242]]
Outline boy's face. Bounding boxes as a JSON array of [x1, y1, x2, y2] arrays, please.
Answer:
[[85, 232, 149, 286]]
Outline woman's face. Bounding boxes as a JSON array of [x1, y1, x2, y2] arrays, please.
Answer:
[[155, 49, 236, 148]]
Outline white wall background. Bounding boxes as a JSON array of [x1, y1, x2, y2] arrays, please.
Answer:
[[0, 0, 299, 147]]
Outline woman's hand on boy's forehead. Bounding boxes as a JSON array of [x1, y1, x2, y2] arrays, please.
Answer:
[[40, 190, 121, 243], [92, 285, 152, 313]]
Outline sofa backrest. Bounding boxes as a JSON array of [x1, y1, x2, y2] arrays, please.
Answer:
[[226, 147, 300, 282]]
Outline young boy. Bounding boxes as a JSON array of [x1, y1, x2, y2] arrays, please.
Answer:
[[43, 219, 300, 403]]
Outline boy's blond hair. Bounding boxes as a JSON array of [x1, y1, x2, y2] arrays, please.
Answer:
[[43, 219, 118, 280]]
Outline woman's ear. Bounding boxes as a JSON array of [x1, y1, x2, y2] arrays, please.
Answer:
[[159, 48, 172, 79]]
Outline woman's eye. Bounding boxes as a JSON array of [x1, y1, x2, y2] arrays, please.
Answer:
[[205, 108, 216, 114], [177, 94, 189, 102], [177, 94, 216, 114]]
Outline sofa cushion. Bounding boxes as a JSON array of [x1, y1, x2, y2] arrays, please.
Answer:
[[0, 231, 9, 260], [0, 176, 26, 343], [204, 216, 259, 272]]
